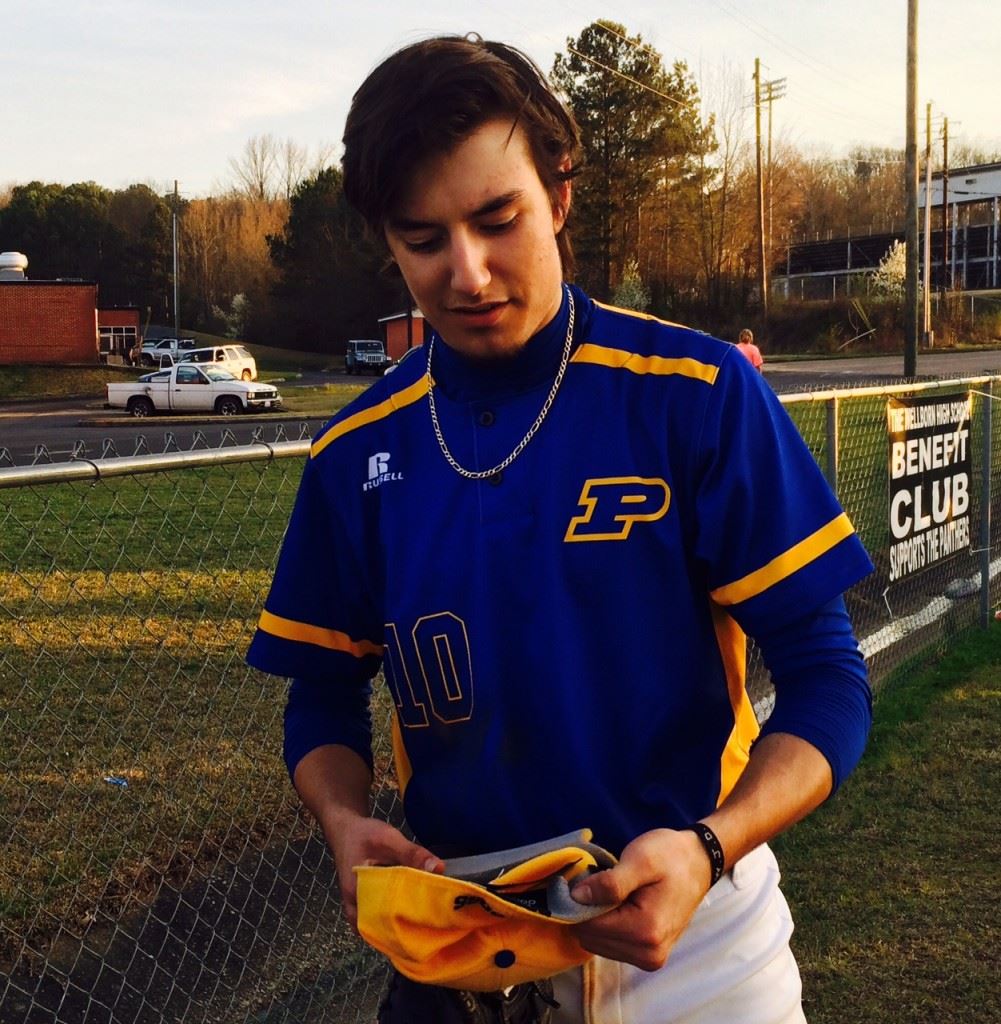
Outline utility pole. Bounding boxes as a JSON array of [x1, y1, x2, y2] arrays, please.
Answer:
[[923, 102, 934, 348], [754, 58, 768, 323], [172, 180, 180, 341], [940, 116, 950, 300], [903, 0, 919, 377], [763, 76, 787, 258]]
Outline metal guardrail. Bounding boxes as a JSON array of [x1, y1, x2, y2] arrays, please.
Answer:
[[0, 441, 312, 489]]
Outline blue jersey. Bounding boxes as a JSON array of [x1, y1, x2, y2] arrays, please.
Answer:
[[247, 286, 873, 857]]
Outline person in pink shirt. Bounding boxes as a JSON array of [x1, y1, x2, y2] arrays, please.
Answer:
[[735, 329, 764, 371]]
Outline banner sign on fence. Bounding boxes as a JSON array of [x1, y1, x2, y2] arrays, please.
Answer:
[[887, 392, 972, 581]]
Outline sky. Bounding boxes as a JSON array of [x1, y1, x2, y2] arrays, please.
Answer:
[[3, 0, 999, 200]]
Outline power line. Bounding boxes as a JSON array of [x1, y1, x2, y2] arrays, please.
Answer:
[[515, 3, 910, 149], [565, 45, 690, 109], [548, 0, 707, 68], [593, 20, 662, 62], [501, 3, 944, 159], [757, 76, 904, 136], [709, 0, 897, 112], [712, 0, 842, 77]]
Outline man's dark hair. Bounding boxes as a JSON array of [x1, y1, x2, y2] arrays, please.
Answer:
[[342, 34, 581, 272]]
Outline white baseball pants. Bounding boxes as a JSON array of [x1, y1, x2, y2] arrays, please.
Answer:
[[551, 843, 807, 1024]]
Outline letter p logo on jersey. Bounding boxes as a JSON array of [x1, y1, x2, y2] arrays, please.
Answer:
[[564, 477, 670, 542]]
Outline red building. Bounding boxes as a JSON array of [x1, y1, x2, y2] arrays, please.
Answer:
[[0, 279, 99, 365], [379, 307, 431, 361], [98, 307, 141, 363], [0, 251, 140, 365]]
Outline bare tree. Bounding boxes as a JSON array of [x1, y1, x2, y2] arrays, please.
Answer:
[[778, 145, 906, 242], [948, 140, 1001, 170], [693, 63, 756, 312], [310, 141, 338, 177], [278, 139, 309, 201], [230, 136, 339, 202], [229, 134, 280, 201], [180, 194, 287, 330]]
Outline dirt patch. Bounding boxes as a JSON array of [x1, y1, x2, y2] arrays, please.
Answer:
[[0, 832, 388, 1024]]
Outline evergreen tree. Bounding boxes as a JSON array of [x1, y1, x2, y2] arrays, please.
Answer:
[[552, 20, 709, 300], [0, 180, 171, 317], [268, 168, 402, 352]]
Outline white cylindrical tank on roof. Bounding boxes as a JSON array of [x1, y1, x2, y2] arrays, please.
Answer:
[[0, 251, 28, 280]]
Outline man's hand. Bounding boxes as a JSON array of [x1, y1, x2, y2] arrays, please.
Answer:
[[568, 828, 712, 971], [321, 811, 443, 929], [291, 743, 444, 930], [568, 735, 836, 971]]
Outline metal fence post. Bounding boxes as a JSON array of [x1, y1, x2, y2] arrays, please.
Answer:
[[825, 396, 839, 493], [980, 380, 994, 628]]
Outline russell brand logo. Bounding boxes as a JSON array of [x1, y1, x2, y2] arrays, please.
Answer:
[[364, 452, 404, 492], [565, 476, 670, 541]]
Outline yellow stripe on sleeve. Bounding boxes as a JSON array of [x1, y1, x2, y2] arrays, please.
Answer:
[[572, 343, 718, 384], [311, 376, 429, 458], [710, 513, 857, 606], [591, 300, 690, 329], [258, 609, 383, 658]]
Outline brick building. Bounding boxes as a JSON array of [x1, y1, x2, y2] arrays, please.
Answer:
[[0, 250, 139, 365], [97, 306, 141, 363], [378, 307, 430, 361], [0, 280, 100, 365]]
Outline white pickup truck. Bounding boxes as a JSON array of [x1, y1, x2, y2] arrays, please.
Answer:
[[106, 363, 282, 418], [137, 337, 197, 366]]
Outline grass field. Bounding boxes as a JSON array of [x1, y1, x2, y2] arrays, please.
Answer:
[[0, 364, 141, 401], [2, 359, 999, 1020], [775, 626, 1000, 1023], [4, 512, 997, 1017], [0, 363, 370, 422], [0, 338, 346, 403], [0, 461, 304, 962]]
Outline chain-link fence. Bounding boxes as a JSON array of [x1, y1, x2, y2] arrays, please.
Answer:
[[2, 377, 999, 1024]]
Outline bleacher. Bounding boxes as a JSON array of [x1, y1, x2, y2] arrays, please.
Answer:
[[776, 223, 999, 293]]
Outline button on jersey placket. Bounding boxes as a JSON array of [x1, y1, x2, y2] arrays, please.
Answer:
[[468, 404, 497, 499], [425, 285, 575, 482], [476, 408, 501, 485], [472, 398, 543, 526]]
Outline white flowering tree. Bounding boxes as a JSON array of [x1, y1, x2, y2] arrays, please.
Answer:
[[211, 293, 249, 338], [612, 258, 652, 312], [870, 240, 906, 299]]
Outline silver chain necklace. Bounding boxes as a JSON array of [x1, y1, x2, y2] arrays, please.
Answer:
[[426, 287, 575, 480]]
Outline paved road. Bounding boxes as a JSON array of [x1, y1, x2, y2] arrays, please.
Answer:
[[0, 373, 355, 465], [0, 400, 329, 467], [1, 350, 998, 467], [764, 348, 1001, 393]]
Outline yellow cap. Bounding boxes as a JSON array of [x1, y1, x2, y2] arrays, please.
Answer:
[[355, 829, 617, 992]]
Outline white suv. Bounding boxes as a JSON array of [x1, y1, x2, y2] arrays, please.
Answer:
[[178, 344, 257, 381]]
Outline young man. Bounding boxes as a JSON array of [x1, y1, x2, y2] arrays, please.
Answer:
[[247, 35, 873, 1024]]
